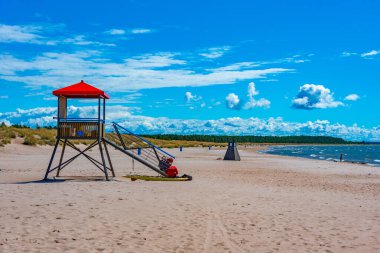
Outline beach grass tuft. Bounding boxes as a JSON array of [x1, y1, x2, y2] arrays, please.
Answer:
[[0, 125, 222, 148]]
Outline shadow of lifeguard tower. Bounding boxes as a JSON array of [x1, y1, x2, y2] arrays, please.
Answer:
[[44, 80, 115, 180]]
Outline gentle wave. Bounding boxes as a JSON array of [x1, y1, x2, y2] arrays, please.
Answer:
[[262, 145, 380, 167]]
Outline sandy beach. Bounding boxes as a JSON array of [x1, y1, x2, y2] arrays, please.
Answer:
[[0, 143, 379, 253]]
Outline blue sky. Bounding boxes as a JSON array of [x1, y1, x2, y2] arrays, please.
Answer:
[[0, 0, 379, 141]]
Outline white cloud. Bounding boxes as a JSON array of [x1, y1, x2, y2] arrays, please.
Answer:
[[100, 116, 380, 142], [341, 50, 379, 59], [0, 105, 137, 126], [210, 62, 261, 71], [361, 50, 379, 58], [200, 102, 206, 108], [63, 35, 115, 47], [0, 23, 116, 47], [209, 54, 309, 72], [225, 93, 240, 110], [341, 51, 357, 57], [0, 24, 44, 44], [0, 23, 68, 45], [243, 82, 271, 109], [292, 84, 343, 110], [105, 92, 143, 104], [278, 55, 310, 64], [105, 28, 152, 35], [28, 115, 56, 126], [247, 81, 259, 97], [185, 92, 194, 102], [0, 119, 11, 126], [200, 46, 231, 59], [125, 52, 186, 68], [260, 79, 278, 83], [245, 98, 271, 109], [344, 94, 360, 101], [185, 92, 202, 102], [0, 54, 34, 75], [106, 29, 126, 35], [131, 28, 152, 34], [225, 82, 270, 110], [0, 95, 9, 99], [0, 51, 292, 90], [0, 107, 56, 120], [1, 106, 379, 141]]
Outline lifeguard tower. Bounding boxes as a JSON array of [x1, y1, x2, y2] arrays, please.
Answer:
[[44, 80, 190, 181], [44, 80, 115, 180]]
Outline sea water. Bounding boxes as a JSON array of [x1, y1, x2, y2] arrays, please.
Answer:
[[262, 145, 380, 167]]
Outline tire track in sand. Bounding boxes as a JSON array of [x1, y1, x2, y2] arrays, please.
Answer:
[[214, 208, 245, 253], [201, 202, 245, 253], [201, 206, 214, 253]]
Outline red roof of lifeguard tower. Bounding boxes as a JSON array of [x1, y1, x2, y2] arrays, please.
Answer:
[[53, 80, 110, 99]]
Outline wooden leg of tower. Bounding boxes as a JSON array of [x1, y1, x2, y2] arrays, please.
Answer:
[[98, 140, 109, 180], [44, 138, 60, 180], [103, 139, 115, 177], [56, 139, 67, 177]]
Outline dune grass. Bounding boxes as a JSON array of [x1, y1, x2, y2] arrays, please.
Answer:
[[0, 125, 100, 147], [141, 137, 221, 148], [0, 125, 223, 148], [0, 125, 16, 146]]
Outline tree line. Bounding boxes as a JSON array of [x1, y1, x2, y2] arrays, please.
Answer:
[[3, 123, 358, 144], [142, 134, 356, 144]]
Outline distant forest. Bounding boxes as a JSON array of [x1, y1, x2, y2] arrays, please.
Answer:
[[7, 124, 360, 144], [142, 134, 357, 144]]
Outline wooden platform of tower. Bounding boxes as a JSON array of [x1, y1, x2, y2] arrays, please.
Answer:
[[43, 80, 115, 180]]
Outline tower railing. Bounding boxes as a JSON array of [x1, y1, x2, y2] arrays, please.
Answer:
[[104, 122, 175, 175], [56, 117, 105, 139]]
